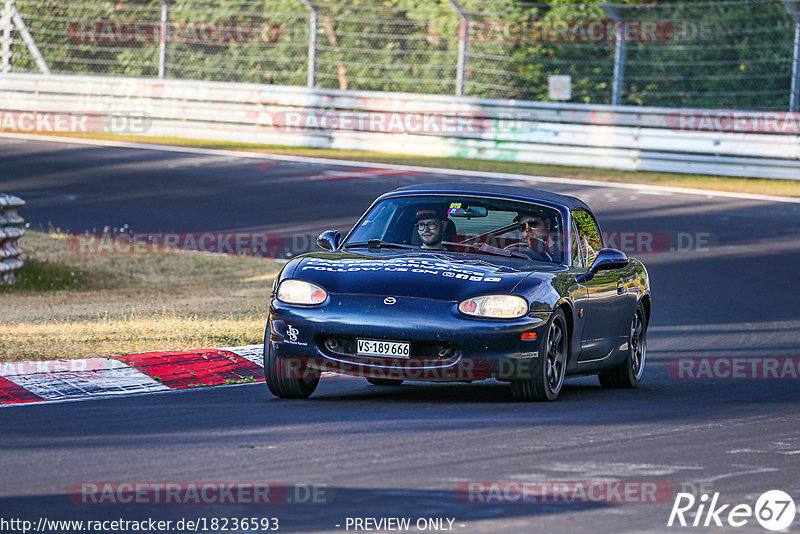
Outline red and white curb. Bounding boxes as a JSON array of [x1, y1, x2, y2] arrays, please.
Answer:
[[0, 345, 267, 406]]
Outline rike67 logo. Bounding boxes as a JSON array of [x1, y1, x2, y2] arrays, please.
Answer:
[[668, 490, 796, 531]]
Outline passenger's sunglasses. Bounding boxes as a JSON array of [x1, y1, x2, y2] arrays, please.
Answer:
[[416, 221, 441, 231]]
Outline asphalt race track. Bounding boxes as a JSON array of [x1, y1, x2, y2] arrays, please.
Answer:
[[1, 136, 800, 533]]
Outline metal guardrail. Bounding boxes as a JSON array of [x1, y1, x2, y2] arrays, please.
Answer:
[[1, 73, 799, 179], [0, 193, 24, 284]]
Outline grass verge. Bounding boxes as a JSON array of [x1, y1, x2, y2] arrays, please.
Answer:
[[0, 231, 281, 362], [29, 131, 800, 198]]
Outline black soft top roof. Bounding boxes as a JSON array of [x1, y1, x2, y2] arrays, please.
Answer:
[[389, 182, 591, 211]]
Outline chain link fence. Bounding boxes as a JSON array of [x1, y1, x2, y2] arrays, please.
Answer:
[[1, 0, 799, 110]]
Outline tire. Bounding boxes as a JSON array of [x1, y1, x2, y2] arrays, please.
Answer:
[[599, 301, 647, 389], [366, 378, 405, 386], [263, 325, 320, 399], [510, 308, 568, 402]]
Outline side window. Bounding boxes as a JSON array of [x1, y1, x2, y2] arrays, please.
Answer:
[[348, 202, 397, 243], [571, 220, 583, 268], [572, 210, 602, 266]]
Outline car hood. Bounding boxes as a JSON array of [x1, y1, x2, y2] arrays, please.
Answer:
[[291, 251, 556, 301]]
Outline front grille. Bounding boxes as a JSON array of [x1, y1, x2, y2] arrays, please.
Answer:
[[316, 335, 460, 367]]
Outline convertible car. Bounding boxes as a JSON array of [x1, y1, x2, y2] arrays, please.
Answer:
[[264, 183, 650, 401]]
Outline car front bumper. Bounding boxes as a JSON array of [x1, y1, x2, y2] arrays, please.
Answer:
[[268, 294, 550, 381]]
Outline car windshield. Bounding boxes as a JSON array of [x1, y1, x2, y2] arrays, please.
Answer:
[[344, 195, 566, 264]]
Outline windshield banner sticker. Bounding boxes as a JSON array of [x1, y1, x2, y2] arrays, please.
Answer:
[[300, 258, 502, 282]]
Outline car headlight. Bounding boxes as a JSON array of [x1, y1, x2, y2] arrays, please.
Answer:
[[458, 295, 528, 319], [276, 279, 328, 305]]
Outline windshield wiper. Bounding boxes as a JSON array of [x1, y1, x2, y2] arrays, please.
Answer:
[[343, 239, 418, 250], [404, 251, 452, 261], [448, 257, 521, 272], [401, 251, 521, 271], [344, 240, 527, 260], [442, 241, 529, 259]]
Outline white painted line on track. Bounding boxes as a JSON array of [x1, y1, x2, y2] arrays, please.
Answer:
[[685, 466, 780, 484], [3, 132, 799, 204]]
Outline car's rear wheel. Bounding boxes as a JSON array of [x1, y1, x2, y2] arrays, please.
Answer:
[[263, 325, 320, 399], [599, 301, 647, 388], [365, 378, 405, 386], [510, 308, 568, 402]]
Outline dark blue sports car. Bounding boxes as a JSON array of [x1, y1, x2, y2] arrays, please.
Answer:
[[264, 183, 651, 401]]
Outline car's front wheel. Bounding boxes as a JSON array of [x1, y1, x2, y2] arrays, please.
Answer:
[[264, 325, 320, 399], [510, 308, 568, 402], [598, 301, 647, 388]]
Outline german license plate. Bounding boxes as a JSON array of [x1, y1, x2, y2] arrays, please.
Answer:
[[356, 339, 410, 358]]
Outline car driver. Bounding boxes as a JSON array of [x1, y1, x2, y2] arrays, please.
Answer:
[[515, 210, 559, 259]]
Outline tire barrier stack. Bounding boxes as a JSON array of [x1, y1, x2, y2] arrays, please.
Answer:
[[0, 194, 25, 284]]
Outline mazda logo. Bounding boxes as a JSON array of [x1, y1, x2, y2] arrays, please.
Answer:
[[383, 297, 397, 305]]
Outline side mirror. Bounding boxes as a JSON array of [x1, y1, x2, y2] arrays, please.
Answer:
[[317, 230, 341, 251], [576, 248, 629, 283]]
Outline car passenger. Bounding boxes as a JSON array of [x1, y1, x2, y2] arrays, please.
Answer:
[[414, 207, 449, 250]]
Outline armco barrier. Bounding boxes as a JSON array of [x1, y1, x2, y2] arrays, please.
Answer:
[[0, 194, 24, 284], [1, 73, 799, 179]]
